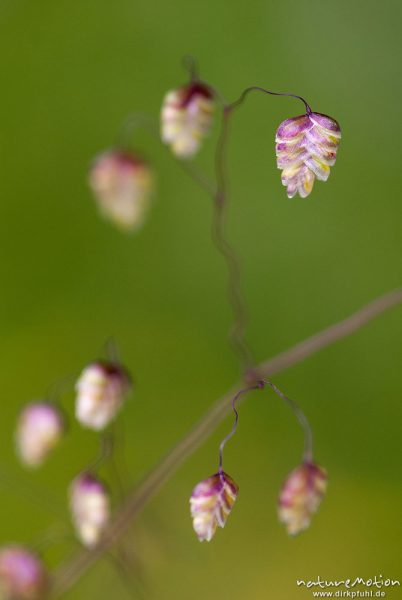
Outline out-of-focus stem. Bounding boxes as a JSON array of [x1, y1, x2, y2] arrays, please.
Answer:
[[211, 106, 254, 373], [117, 112, 215, 196], [263, 379, 313, 462]]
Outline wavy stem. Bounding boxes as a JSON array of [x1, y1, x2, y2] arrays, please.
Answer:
[[218, 384, 261, 472], [228, 86, 312, 114], [211, 106, 254, 373], [263, 379, 313, 462]]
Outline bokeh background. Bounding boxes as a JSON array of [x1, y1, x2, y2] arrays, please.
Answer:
[[0, 0, 401, 598]]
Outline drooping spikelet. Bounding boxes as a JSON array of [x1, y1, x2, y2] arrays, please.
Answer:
[[161, 82, 214, 158], [190, 471, 238, 542], [276, 112, 341, 198], [278, 461, 327, 535], [88, 150, 153, 231], [15, 402, 64, 468], [0, 546, 48, 600], [69, 473, 111, 548], [75, 360, 131, 431]]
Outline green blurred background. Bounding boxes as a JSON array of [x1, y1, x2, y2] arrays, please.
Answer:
[[0, 0, 401, 598]]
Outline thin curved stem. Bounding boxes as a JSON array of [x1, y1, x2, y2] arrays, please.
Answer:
[[50, 287, 402, 598], [116, 112, 215, 196], [103, 337, 121, 364], [177, 159, 216, 197], [108, 420, 130, 501], [116, 113, 158, 150], [31, 528, 77, 555], [211, 107, 254, 373], [86, 432, 115, 473], [218, 384, 260, 471], [263, 379, 313, 462], [107, 551, 143, 600], [0, 463, 66, 521], [228, 86, 312, 115], [182, 54, 199, 82], [45, 373, 76, 405]]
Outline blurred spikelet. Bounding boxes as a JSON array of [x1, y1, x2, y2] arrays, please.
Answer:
[[278, 462, 327, 535], [15, 402, 64, 468], [0, 546, 48, 600], [161, 82, 214, 158], [75, 361, 131, 431], [89, 150, 153, 231], [70, 473, 111, 548]]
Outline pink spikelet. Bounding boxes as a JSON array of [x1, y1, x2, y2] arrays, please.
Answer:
[[161, 82, 214, 158], [190, 471, 238, 542], [69, 473, 111, 548], [276, 112, 341, 198], [15, 402, 64, 468], [278, 461, 327, 535], [0, 546, 48, 600], [75, 360, 131, 431], [88, 149, 153, 231]]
